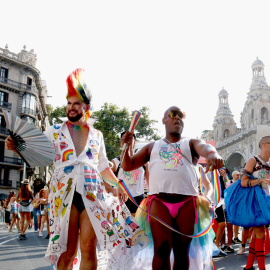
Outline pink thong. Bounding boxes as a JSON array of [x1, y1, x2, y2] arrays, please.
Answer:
[[148, 195, 197, 223]]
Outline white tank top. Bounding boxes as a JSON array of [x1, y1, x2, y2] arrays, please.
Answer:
[[113, 158, 145, 197], [252, 155, 270, 195], [148, 138, 199, 196]]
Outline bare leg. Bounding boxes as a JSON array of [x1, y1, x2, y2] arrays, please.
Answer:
[[9, 214, 16, 231], [79, 209, 97, 270], [227, 223, 233, 246], [45, 211, 50, 235], [150, 199, 173, 270], [215, 221, 225, 247], [39, 216, 45, 234], [57, 204, 79, 270], [172, 198, 195, 270], [20, 212, 25, 235], [234, 225, 239, 239], [22, 212, 31, 234]]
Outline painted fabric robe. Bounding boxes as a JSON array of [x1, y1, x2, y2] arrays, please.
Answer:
[[44, 122, 149, 269]]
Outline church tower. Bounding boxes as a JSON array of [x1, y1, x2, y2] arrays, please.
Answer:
[[213, 88, 237, 144], [241, 58, 270, 130]]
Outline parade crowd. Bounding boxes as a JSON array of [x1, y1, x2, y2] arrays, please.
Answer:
[[3, 68, 270, 270]]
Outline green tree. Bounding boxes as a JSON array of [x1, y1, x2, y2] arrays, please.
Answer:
[[49, 105, 67, 125], [93, 103, 161, 160]]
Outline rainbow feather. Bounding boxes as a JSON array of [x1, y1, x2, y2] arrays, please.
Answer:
[[66, 68, 92, 118]]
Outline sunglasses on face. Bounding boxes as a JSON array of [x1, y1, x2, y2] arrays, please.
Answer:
[[168, 110, 184, 119]]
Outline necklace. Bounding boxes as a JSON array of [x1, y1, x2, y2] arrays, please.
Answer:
[[259, 154, 269, 165], [163, 137, 180, 145]]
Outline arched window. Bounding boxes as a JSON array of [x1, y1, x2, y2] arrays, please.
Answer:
[[22, 93, 36, 116], [261, 107, 268, 124], [224, 129, 230, 138], [251, 109, 254, 120]]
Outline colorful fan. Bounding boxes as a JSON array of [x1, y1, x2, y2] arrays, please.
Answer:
[[3, 110, 55, 168]]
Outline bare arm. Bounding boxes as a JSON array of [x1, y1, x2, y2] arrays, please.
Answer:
[[240, 158, 270, 187], [121, 131, 153, 171], [103, 181, 117, 196], [190, 138, 224, 172], [100, 168, 127, 202], [144, 163, 149, 190], [202, 171, 213, 201]]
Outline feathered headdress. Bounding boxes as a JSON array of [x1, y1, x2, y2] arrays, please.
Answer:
[[66, 68, 92, 119]]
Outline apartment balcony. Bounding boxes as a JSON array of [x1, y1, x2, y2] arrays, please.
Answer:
[[0, 179, 12, 187], [0, 100, 12, 110], [0, 126, 9, 136], [0, 156, 24, 166], [21, 107, 35, 116], [0, 77, 36, 93]]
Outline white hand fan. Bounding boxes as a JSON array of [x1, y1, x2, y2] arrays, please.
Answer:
[[3, 110, 55, 168]]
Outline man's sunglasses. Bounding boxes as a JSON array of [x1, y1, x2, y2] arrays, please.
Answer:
[[168, 110, 185, 119]]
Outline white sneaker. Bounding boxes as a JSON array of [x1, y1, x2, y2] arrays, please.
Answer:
[[8, 230, 14, 233], [237, 246, 245, 255], [39, 231, 43, 237]]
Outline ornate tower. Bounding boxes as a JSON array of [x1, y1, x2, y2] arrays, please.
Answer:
[[241, 58, 270, 130], [213, 87, 237, 143]]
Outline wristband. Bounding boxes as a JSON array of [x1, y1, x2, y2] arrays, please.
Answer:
[[207, 151, 216, 156]]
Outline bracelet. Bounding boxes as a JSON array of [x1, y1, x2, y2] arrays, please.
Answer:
[[257, 178, 260, 185], [207, 151, 216, 156]]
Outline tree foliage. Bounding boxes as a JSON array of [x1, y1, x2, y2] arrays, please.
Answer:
[[49, 105, 67, 125], [49, 103, 161, 160]]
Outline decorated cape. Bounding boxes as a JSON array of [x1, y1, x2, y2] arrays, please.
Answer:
[[44, 122, 149, 269]]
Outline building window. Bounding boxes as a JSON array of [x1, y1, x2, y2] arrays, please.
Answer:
[[27, 77, 32, 85], [0, 91, 9, 107], [261, 107, 268, 124], [0, 141, 4, 156], [0, 67, 8, 82], [224, 129, 230, 138], [0, 115, 6, 128], [22, 93, 36, 116]]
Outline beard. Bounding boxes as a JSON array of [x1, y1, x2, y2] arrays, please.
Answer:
[[67, 110, 83, 122]]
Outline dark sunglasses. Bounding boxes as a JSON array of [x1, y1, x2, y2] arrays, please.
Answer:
[[168, 110, 184, 119]]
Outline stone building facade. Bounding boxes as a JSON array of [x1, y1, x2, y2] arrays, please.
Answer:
[[0, 44, 51, 197], [201, 58, 270, 172]]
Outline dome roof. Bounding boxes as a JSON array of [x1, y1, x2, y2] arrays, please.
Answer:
[[218, 87, 228, 96], [252, 57, 264, 67]]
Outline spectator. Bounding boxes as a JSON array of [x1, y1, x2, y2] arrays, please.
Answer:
[[17, 179, 33, 240], [7, 191, 20, 233]]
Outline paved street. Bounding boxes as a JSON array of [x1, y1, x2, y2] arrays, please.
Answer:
[[1, 222, 270, 270], [0, 223, 51, 270], [213, 242, 270, 270]]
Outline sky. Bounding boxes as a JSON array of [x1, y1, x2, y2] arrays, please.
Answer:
[[2, 0, 270, 139]]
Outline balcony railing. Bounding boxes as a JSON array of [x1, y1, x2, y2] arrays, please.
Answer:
[[0, 100, 12, 110], [0, 126, 9, 135], [0, 77, 36, 93], [0, 156, 24, 165], [0, 179, 12, 187], [21, 107, 35, 116]]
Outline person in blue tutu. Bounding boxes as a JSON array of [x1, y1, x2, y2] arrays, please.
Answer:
[[240, 136, 270, 270]]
